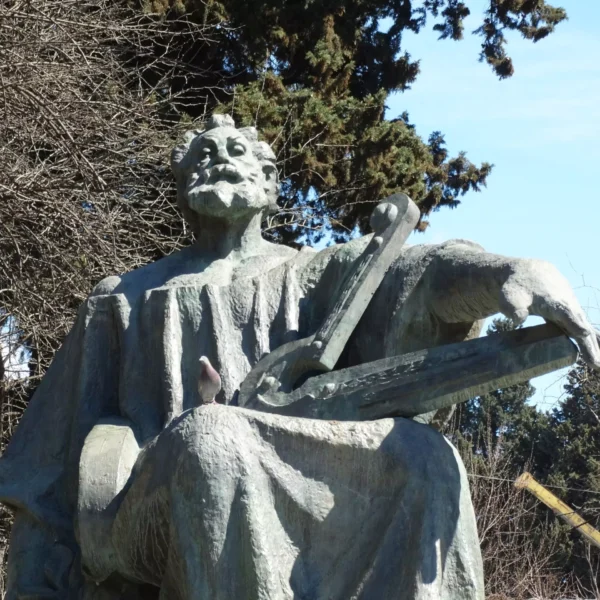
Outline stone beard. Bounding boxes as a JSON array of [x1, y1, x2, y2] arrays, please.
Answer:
[[172, 116, 279, 227], [0, 114, 597, 600], [184, 144, 267, 217]]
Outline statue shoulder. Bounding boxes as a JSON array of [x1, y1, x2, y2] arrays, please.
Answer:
[[90, 275, 122, 297], [88, 243, 301, 299], [398, 238, 486, 266], [89, 265, 158, 298], [303, 235, 371, 269], [304, 235, 484, 268], [301, 235, 478, 270], [88, 250, 188, 299], [433, 238, 485, 253]]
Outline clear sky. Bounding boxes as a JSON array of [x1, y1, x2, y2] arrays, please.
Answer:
[[388, 0, 600, 409]]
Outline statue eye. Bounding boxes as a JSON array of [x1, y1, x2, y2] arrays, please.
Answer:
[[199, 147, 212, 161], [230, 143, 246, 157]]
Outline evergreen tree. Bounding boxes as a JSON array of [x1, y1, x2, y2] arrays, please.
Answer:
[[548, 362, 600, 523], [140, 0, 566, 242], [516, 362, 600, 592]]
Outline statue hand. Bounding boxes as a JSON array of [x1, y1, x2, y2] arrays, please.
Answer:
[[499, 259, 600, 369]]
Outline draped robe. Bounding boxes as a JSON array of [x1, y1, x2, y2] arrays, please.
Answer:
[[0, 236, 485, 600]]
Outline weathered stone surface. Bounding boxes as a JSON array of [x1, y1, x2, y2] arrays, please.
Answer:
[[109, 404, 483, 599], [242, 323, 577, 420], [0, 114, 597, 600], [77, 419, 141, 583]]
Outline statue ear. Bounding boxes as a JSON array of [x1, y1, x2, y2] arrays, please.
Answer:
[[171, 129, 202, 179], [261, 163, 280, 214], [262, 163, 278, 185]]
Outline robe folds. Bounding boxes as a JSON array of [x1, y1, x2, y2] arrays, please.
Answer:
[[0, 236, 485, 599]]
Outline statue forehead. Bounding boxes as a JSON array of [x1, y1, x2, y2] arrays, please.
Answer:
[[198, 126, 249, 145]]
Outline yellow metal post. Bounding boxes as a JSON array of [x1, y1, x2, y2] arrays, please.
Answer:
[[515, 472, 600, 550]]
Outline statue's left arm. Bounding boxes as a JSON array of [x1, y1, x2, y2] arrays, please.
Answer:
[[355, 239, 600, 369], [417, 241, 600, 367]]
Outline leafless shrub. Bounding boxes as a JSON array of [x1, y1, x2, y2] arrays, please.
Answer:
[[0, 0, 222, 400], [462, 442, 581, 599], [578, 544, 600, 600], [0, 0, 221, 588]]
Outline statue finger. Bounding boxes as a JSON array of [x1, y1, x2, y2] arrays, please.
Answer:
[[576, 330, 600, 370], [549, 308, 600, 370]]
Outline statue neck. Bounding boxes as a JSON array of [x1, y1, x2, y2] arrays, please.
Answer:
[[193, 212, 268, 262]]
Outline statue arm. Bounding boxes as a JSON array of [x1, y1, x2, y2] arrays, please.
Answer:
[[303, 237, 599, 370], [0, 293, 122, 598], [419, 241, 600, 368]]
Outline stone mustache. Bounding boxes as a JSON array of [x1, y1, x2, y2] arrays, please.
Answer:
[[0, 114, 598, 600]]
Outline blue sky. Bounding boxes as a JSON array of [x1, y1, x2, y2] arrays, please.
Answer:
[[388, 0, 600, 409]]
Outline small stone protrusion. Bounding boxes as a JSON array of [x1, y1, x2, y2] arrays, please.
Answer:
[[370, 202, 398, 235], [318, 383, 338, 398], [258, 375, 280, 393]]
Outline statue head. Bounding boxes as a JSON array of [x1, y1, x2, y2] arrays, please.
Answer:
[[171, 114, 279, 230]]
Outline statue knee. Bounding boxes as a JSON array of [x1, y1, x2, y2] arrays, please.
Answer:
[[174, 405, 246, 450], [384, 420, 463, 488], [169, 405, 254, 489]]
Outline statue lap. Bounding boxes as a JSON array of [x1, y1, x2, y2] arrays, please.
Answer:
[[82, 404, 483, 600]]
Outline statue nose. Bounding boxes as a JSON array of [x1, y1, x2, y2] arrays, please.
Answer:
[[214, 147, 233, 165]]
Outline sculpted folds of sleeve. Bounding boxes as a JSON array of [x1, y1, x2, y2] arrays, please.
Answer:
[[0, 295, 121, 531]]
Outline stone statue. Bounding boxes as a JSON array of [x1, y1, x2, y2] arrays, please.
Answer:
[[0, 114, 598, 600]]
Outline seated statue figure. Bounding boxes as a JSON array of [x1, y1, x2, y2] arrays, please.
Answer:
[[0, 114, 598, 600]]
